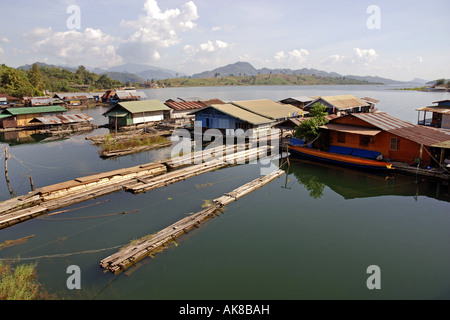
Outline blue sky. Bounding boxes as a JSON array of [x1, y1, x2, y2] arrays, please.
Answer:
[[0, 0, 449, 81]]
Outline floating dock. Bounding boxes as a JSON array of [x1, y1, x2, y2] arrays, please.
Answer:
[[100, 169, 285, 274]]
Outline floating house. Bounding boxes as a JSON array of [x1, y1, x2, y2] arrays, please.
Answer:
[[0, 105, 67, 129], [165, 100, 208, 119], [304, 95, 373, 116], [53, 92, 94, 106], [30, 114, 94, 126], [164, 98, 226, 119], [279, 96, 314, 109], [112, 90, 147, 103], [231, 99, 303, 121], [321, 112, 450, 167], [24, 96, 64, 107], [416, 100, 450, 129], [105, 100, 171, 127], [190, 103, 275, 136]]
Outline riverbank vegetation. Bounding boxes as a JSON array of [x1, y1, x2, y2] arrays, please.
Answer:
[[157, 73, 382, 87], [100, 134, 170, 153], [0, 262, 53, 300]]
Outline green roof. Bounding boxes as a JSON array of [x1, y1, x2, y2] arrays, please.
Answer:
[[116, 100, 171, 114], [197, 104, 274, 126], [0, 114, 12, 119], [6, 105, 67, 116]]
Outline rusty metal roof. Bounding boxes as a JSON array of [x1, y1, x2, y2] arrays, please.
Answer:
[[31, 113, 93, 125], [165, 101, 206, 111], [350, 112, 450, 146]]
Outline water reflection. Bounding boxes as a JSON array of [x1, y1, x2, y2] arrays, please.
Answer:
[[287, 158, 450, 202]]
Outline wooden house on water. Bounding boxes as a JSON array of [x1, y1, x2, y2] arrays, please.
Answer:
[[304, 95, 375, 116], [53, 92, 94, 106], [104, 100, 171, 127], [164, 98, 226, 119], [190, 103, 275, 137], [321, 112, 450, 168], [417, 100, 450, 129], [279, 96, 314, 109], [0, 105, 67, 129]]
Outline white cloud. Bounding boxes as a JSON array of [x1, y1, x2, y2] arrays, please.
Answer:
[[416, 56, 424, 63], [352, 48, 378, 64], [118, 0, 199, 63], [1, 37, 10, 44], [22, 27, 53, 41], [274, 49, 309, 68], [181, 40, 233, 71], [28, 28, 123, 68]]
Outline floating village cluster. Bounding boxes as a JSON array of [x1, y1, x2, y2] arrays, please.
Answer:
[[1, 89, 450, 178]]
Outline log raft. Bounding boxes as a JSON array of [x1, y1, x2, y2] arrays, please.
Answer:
[[0, 145, 276, 230], [100, 169, 285, 274]]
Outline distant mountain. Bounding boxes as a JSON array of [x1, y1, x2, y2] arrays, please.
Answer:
[[108, 63, 187, 81], [192, 61, 429, 85], [191, 62, 258, 78], [18, 62, 76, 73], [103, 72, 145, 84]]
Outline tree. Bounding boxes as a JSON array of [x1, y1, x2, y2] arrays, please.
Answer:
[[27, 63, 43, 90], [436, 78, 446, 86], [294, 103, 329, 143]]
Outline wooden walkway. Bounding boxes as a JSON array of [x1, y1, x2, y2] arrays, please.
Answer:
[[0, 145, 275, 230], [100, 169, 285, 274]]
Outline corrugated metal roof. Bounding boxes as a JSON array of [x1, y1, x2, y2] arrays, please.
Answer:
[[232, 99, 301, 120], [165, 101, 206, 111], [6, 105, 67, 116], [279, 96, 314, 103], [350, 112, 450, 146], [31, 113, 93, 125], [321, 123, 382, 136], [351, 112, 415, 131], [416, 106, 450, 115], [308, 95, 370, 110], [54, 93, 94, 100], [116, 100, 171, 114], [199, 99, 226, 105], [362, 97, 380, 103], [432, 140, 450, 149], [196, 104, 274, 126]]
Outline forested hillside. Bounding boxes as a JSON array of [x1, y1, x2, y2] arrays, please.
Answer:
[[0, 63, 124, 98]]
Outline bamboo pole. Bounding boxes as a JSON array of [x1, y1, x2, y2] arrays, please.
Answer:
[[4, 146, 13, 198]]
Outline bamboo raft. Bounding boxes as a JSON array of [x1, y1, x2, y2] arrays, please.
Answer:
[[99, 141, 173, 158], [100, 169, 285, 274], [0, 145, 275, 230]]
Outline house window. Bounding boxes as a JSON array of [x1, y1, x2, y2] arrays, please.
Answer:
[[360, 135, 372, 147], [390, 137, 399, 151], [337, 132, 346, 143]]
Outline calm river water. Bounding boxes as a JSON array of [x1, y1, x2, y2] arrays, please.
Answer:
[[1, 85, 450, 300]]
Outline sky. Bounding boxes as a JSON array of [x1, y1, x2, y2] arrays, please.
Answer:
[[0, 0, 449, 81]]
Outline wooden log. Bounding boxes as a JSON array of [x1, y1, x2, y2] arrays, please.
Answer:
[[100, 169, 285, 273]]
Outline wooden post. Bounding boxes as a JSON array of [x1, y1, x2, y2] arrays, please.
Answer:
[[4, 147, 13, 198], [29, 176, 35, 191]]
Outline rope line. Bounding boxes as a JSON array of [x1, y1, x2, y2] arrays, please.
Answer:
[[0, 244, 126, 262]]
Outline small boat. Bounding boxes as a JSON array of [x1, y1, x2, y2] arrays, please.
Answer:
[[288, 140, 392, 170]]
